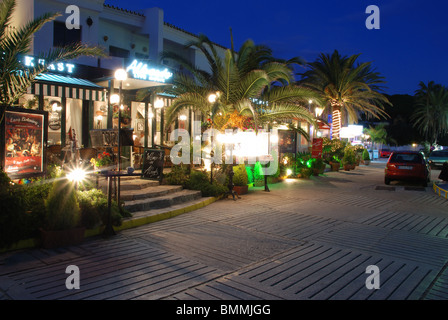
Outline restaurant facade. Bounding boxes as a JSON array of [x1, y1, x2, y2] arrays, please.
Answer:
[[2, 0, 313, 178]]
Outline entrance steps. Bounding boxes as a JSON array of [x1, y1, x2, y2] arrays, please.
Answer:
[[98, 176, 210, 227]]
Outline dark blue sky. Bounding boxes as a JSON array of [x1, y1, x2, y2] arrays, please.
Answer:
[[106, 0, 448, 96]]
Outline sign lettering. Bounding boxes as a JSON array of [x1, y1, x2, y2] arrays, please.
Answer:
[[126, 60, 173, 83]]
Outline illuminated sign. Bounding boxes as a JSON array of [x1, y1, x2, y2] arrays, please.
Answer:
[[23, 55, 75, 74], [126, 59, 173, 83]]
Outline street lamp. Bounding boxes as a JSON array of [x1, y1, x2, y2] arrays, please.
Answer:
[[207, 93, 219, 184], [114, 68, 127, 207]]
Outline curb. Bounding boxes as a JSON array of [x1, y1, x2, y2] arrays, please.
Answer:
[[0, 196, 221, 254], [433, 182, 448, 200]]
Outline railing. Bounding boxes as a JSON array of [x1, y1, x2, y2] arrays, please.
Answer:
[[433, 182, 448, 199]]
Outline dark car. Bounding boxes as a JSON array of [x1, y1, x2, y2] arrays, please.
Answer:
[[380, 148, 392, 158], [428, 150, 448, 169], [385, 151, 430, 186]]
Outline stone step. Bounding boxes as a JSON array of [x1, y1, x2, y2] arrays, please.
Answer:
[[97, 178, 160, 191], [124, 189, 202, 213], [124, 196, 215, 222], [120, 185, 183, 201]]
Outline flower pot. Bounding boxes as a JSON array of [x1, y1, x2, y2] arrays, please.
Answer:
[[233, 185, 248, 195], [40, 227, 86, 249], [330, 162, 340, 172], [364, 160, 371, 165], [343, 164, 351, 171]]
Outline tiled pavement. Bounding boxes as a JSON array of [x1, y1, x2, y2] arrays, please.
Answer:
[[1, 161, 448, 300]]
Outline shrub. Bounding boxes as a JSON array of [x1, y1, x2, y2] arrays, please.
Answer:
[[342, 146, 356, 165], [246, 165, 254, 184], [184, 170, 228, 197], [165, 164, 189, 186], [362, 149, 371, 161], [77, 188, 122, 229], [22, 180, 52, 236], [0, 171, 28, 248], [311, 157, 325, 170], [44, 179, 81, 231], [232, 164, 248, 186]]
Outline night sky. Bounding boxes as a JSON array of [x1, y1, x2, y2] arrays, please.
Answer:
[[105, 0, 448, 96]]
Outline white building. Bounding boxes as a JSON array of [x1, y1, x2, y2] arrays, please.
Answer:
[[7, 0, 227, 173]]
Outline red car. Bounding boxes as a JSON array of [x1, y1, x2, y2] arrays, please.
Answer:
[[385, 151, 431, 186], [380, 148, 392, 158]]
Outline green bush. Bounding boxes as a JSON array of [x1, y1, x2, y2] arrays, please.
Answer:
[[342, 146, 356, 165], [22, 180, 52, 236], [246, 165, 254, 184], [77, 188, 122, 229], [362, 149, 371, 161], [184, 170, 228, 197], [311, 157, 325, 170], [233, 164, 248, 186], [165, 164, 189, 186], [44, 179, 81, 231], [0, 171, 28, 248]]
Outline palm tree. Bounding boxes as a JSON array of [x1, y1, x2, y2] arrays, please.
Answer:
[[0, 0, 104, 111], [364, 123, 388, 150], [411, 81, 448, 145], [159, 33, 320, 133], [300, 50, 390, 139]]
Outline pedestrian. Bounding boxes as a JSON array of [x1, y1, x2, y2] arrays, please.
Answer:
[[439, 162, 448, 181]]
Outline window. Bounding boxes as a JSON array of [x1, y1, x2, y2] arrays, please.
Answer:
[[390, 153, 422, 163], [135, 52, 149, 60], [53, 21, 81, 47], [109, 46, 130, 59]]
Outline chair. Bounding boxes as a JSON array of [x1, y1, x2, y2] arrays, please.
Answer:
[[47, 145, 62, 165], [79, 147, 98, 165]]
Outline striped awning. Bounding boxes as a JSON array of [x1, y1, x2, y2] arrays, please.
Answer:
[[27, 74, 106, 101]]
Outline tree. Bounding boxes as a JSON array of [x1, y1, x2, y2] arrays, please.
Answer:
[[364, 123, 388, 150], [158, 33, 320, 133], [299, 50, 390, 139], [410, 81, 448, 145], [0, 0, 104, 114]]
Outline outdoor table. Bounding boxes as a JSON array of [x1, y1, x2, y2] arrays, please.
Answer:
[[100, 170, 142, 236]]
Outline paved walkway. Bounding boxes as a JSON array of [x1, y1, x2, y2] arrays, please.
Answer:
[[1, 160, 448, 301]]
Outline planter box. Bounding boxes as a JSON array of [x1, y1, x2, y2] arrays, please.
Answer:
[[40, 227, 86, 249], [233, 185, 248, 195], [330, 162, 340, 172]]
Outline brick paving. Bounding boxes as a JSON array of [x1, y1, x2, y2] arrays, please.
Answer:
[[1, 160, 448, 300]]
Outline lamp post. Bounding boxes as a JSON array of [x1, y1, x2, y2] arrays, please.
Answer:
[[114, 68, 127, 206], [208, 93, 217, 184]]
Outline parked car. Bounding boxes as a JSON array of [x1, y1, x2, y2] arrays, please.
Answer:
[[380, 148, 392, 158], [428, 150, 448, 169], [384, 151, 430, 186]]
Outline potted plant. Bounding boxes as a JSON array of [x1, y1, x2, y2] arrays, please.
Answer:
[[312, 158, 326, 176], [232, 164, 249, 195], [329, 156, 341, 171], [362, 149, 371, 165], [90, 151, 113, 170], [40, 178, 85, 249], [299, 167, 313, 179], [342, 146, 356, 171]]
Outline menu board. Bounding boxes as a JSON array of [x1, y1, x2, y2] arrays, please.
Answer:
[[311, 138, 323, 158], [4, 109, 46, 177], [142, 149, 164, 181]]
